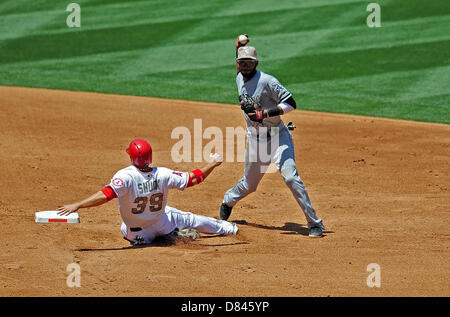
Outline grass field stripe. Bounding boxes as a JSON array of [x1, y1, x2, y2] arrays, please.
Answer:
[[1, 9, 447, 66], [0, 0, 24, 15], [0, 1, 371, 42], [1, 24, 447, 70], [136, 2, 365, 73], [0, 2, 64, 42], [117, 4, 362, 78], [117, 0, 239, 76], [288, 64, 450, 102], [395, 65, 450, 101], [273, 39, 450, 84], [122, 16, 450, 76], [117, 1, 366, 76], [3, 1, 446, 43], [216, 0, 363, 18], [64, 0, 364, 28], [2, 27, 446, 75]]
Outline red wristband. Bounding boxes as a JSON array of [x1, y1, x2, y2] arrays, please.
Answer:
[[255, 109, 264, 120], [192, 169, 205, 184], [101, 186, 117, 201], [186, 169, 206, 188]]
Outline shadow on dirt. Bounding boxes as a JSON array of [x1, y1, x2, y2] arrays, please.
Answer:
[[234, 220, 333, 237], [75, 234, 190, 251], [75, 234, 249, 252]]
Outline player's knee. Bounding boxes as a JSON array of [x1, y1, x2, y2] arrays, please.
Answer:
[[244, 181, 258, 194], [186, 213, 197, 228], [239, 178, 258, 194], [283, 175, 301, 188]]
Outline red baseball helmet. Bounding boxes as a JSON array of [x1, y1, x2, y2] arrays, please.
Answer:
[[126, 139, 152, 167]]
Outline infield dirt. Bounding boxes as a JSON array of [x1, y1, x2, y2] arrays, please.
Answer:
[[0, 86, 448, 297]]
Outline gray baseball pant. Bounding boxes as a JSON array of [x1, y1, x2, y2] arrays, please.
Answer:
[[223, 126, 324, 229]]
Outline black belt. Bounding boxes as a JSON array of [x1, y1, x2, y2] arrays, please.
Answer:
[[130, 227, 142, 232]]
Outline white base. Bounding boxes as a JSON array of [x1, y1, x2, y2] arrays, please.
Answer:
[[35, 210, 80, 223]]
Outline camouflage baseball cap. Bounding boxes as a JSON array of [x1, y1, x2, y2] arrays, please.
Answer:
[[237, 46, 258, 60]]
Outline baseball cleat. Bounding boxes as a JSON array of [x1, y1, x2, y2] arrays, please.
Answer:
[[231, 222, 239, 235], [219, 202, 233, 220], [308, 226, 323, 238], [133, 236, 147, 245], [173, 228, 200, 240]]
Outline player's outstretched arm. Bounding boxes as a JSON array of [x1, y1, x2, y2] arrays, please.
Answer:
[[188, 154, 223, 187], [57, 190, 109, 215]]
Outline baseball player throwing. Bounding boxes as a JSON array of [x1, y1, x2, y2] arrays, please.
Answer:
[[219, 35, 324, 238], [58, 139, 238, 245]]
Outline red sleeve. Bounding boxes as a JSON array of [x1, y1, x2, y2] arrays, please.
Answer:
[[187, 173, 194, 188], [101, 186, 117, 201]]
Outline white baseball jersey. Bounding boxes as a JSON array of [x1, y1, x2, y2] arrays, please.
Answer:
[[107, 165, 189, 228]]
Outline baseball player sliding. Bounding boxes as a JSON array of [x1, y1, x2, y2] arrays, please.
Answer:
[[57, 139, 238, 245], [219, 35, 325, 238]]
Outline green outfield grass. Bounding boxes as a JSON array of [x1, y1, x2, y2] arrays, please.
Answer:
[[0, 0, 449, 123]]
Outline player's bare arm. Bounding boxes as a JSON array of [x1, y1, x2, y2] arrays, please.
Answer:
[[57, 190, 109, 216]]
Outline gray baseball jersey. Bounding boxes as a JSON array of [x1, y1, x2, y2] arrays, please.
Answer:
[[237, 70, 291, 133]]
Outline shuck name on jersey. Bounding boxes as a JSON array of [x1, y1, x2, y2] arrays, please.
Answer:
[[138, 179, 159, 195]]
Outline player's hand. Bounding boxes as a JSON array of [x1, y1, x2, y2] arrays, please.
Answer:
[[209, 153, 223, 167], [245, 104, 266, 121], [235, 34, 249, 49], [240, 100, 255, 116], [57, 204, 80, 216]]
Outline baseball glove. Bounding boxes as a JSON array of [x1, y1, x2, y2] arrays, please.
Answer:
[[239, 94, 264, 123]]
